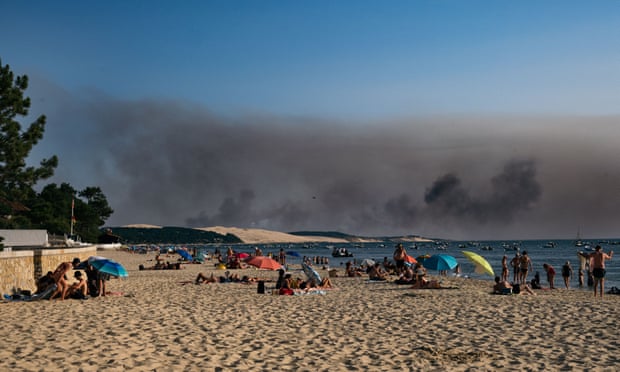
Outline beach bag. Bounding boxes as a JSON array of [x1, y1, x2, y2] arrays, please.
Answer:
[[512, 284, 521, 294], [257, 281, 265, 294]]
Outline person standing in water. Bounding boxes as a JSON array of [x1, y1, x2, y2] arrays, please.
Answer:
[[590, 246, 613, 298]]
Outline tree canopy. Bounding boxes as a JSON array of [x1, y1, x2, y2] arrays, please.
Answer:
[[0, 58, 113, 242]]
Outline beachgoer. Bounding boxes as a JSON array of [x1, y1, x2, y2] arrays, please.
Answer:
[[413, 263, 427, 283], [368, 263, 388, 281], [519, 251, 532, 284], [394, 267, 415, 284], [96, 270, 111, 297], [36, 271, 55, 294], [494, 277, 535, 295], [453, 264, 461, 277], [510, 253, 520, 283], [530, 272, 542, 289], [49, 261, 73, 300], [279, 273, 294, 295], [66, 271, 88, 299], [501, 255, 509, 282], [561, 261, 573, 289], [345, 261, 362, 277], [543, 263, 556, 289], [393, 243, 407, 274], [590, 245, 613, 298], [412, 276, 441, 289], [279, 248, 286, 265], [577, 251, 588, 287], [195, 272, 217, 284], [493, 276, 512, 294], [275, 269, 286, 289]]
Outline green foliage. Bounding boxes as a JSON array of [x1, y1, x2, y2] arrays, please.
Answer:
[[0, 58, 58, 205], [29, 183, 114, 243], [109, 227, 242, 245], [0, 58, 113, 240]]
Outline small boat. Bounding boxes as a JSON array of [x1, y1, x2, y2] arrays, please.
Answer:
[[331, 247, 353, 257], [543, 241, 557, 248]]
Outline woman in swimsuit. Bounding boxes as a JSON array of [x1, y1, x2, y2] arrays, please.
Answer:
[[519, 251, 532, 284]]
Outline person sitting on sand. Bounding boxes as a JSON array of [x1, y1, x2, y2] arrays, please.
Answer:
[[394, 267, 415, 284], [195, 273, 217, 284], [49, 261, 74, 300], [413, 263, 427, 283], [493, 276, 512, 294], [345, 261, 362, 277], [530, 272, 542, 289], [66, 271, 88, 299], [36, 271, 55, 294], [368, 263, 388, 281], [279, 274, 294, 295]]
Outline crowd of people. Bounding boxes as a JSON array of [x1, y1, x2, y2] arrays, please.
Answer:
[[36, 257, 110, 300]]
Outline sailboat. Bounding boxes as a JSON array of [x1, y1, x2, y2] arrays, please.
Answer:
[[574, 229, 584, 247]]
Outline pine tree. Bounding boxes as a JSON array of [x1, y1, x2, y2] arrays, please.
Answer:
[[0, 58, 58, 224]]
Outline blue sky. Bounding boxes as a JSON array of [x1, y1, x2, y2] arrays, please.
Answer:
[[4, 1, 619, 117], [2, 1, 620, 239]]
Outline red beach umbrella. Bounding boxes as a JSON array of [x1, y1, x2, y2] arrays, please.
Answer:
[[245, 256, 282, 270]]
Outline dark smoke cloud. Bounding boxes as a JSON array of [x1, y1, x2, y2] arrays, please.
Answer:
[[424, 159, 541, 223], [26, 77, 620, 240]]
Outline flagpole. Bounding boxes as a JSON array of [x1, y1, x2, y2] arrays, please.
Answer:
[[70, 198, 75, 236]]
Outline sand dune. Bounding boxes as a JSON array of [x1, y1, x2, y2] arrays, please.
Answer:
[[197, 226, 350, 244]]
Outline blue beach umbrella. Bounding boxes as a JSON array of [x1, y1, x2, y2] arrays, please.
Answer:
[[422, 254, 458, 271], [89, 257, 128, 278], [176, 248, 193, 262]]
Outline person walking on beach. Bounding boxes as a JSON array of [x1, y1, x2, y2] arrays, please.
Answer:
[[510, 253, 520, 283], [543, 263, 556, 289], [590, 245, 613, 298], [519, 251, 532, 284], [561, 261, 573, 289]]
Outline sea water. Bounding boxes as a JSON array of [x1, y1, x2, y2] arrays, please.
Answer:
[[197, 239, 619, 289]]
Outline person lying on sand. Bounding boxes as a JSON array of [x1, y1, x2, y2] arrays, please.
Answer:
[[493, 276, 536, 295], [195, 273, 217, 284], [411, 277, 442, 289]]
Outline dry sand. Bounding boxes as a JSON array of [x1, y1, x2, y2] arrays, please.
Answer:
[[1, 250, 618, 371]]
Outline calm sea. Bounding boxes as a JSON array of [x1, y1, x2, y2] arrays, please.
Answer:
[[196, 239, 619, 289]]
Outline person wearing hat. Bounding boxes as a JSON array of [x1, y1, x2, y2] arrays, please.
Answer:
[[590, 245, 613, 298], [66, 271, 88, 299]]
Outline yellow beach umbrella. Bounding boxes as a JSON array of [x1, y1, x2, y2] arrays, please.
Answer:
[[462, 251, 495, 276]]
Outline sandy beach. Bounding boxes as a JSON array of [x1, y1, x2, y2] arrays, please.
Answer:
[[1, 250, 618, 371]]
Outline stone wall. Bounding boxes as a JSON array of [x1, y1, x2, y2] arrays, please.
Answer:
[[0, 246, 97, 295]]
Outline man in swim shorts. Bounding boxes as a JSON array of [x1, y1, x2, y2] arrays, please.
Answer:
[[590, 245, 613, 298]]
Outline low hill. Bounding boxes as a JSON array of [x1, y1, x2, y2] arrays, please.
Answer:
[[108, 226, 241, 244]]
